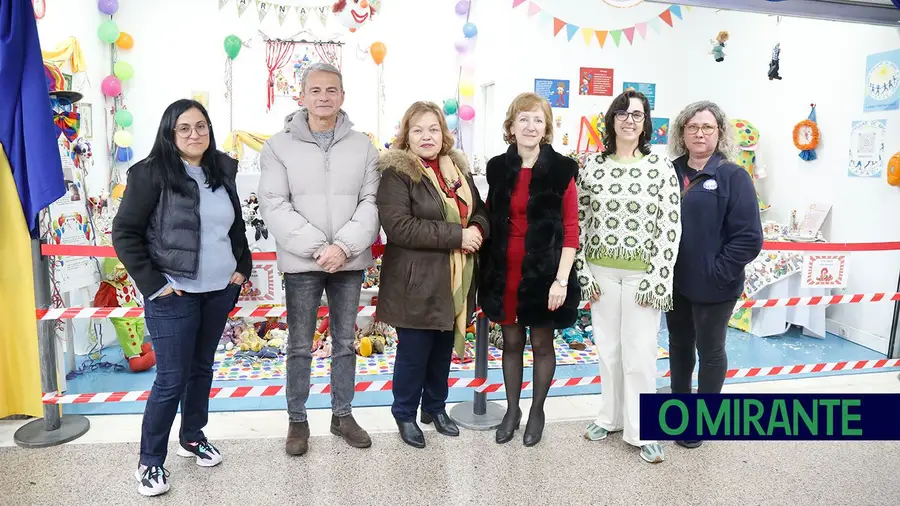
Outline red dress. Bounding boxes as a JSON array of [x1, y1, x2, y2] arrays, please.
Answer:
[[496, 168, 579, 325]]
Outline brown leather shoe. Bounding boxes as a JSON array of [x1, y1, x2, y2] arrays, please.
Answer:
[[330, 414, 372, 448], [285, 421, 310, 456]]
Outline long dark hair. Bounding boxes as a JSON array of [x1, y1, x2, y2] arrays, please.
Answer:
[[145, 99, 225, 194], [601, 90, 653, 158]]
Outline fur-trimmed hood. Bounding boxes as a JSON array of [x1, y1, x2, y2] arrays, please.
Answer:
[[376, 149, 470, 182]]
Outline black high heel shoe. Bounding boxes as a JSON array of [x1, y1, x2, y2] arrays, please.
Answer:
[[523, 410, 545, 447], [396, 420, 425, 449], [421, 411, 460, 437], [495, 407, 522, 444]]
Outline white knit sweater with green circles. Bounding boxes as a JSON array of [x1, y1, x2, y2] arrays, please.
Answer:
[[573, 152, 683, 311]]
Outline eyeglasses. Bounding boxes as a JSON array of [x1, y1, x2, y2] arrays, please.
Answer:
[[175, 122, 210, 139], [615, 110, 645, 123], [685, 124, 718, 135]]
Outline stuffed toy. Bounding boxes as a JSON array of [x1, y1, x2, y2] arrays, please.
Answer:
[[93, 257, 155, 372], [241, 193, 268, 242], [710, 31, 728, 62], [768, 43, 782, 80], [355, 320, 397, 357], [218, 318, 247, 352], [332, 0, 376, 32], [730, 119, 770, 213]]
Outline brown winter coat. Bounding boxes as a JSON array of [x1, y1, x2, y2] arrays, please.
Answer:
[[375, 149, 490, 331]]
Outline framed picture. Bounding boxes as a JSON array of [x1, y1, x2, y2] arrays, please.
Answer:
[[78, 103, 92, 138]]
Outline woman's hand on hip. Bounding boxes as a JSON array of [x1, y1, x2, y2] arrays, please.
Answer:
[[548, 281, 568, 311], [230, 272, 246, 285]]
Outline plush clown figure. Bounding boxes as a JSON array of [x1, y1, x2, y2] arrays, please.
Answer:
[[332, 0, 376, 32], [93, 257, 156, 372]]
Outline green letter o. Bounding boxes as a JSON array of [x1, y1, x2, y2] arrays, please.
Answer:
[[659, 399, 689, 435]]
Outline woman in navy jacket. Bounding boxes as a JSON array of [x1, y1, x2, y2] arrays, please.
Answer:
[[666, 101, 763, 448]]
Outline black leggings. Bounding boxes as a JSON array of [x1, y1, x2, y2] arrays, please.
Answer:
[[500, 324, 555, 416], [665, 291, 735, 394]]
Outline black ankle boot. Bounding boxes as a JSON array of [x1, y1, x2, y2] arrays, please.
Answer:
[[421, 411, 460, 437], [495, 407, 522, 444], [523, 410, 545, 447], [396, 420, 425, 449]]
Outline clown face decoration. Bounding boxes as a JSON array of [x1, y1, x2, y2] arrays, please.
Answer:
[[332, 0, 375, 32]]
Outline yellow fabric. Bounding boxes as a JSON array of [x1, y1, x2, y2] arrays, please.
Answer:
[[41, 37, 86, 74], [223, 131, 271, 160], [419, 154, 475, 358], [0, 144, 43, 417]]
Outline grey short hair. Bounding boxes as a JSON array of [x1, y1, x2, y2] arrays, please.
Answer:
[[669, 100, 737, 160], [301, 63, 344, 93]]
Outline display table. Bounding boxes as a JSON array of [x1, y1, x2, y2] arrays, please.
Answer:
[[750, 272, 828, 338]]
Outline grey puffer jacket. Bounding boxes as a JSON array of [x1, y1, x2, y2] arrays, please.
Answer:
[[258, 109, 381, 274]]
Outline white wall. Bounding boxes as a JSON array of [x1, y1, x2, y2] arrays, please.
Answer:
[[37, 0, 900, 349]]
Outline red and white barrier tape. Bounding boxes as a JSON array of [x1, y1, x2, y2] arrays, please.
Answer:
[[40, 358, 900, 404], [34, 292, 900, 321]]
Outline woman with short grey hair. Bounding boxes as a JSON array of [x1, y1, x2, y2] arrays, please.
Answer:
[[665, 100, 763, 449]]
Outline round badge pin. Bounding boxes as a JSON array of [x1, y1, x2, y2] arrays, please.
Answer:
[[703, 180, 718, 191]]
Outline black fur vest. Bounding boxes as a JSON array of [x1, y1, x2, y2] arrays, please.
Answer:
[[478, 144, 580, 329]]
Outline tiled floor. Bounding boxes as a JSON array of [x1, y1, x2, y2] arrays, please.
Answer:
[[2, 372, 899, 505]]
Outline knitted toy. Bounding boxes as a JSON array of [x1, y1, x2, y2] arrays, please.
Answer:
[[730, 119, 770, 213], [218, 318, 247, 352], [241, 193, 268, 242], [768, 43, 782, 80], [332, 0, 376, 32], [710, 31, 728, 62], [92, 257, 155, 372], [355, 320, 397, 357]]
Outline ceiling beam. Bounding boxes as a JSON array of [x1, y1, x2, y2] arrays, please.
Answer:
[[645, 0, 900, 26]]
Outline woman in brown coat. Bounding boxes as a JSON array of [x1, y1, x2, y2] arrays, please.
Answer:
[[375, 101, 490, 449]]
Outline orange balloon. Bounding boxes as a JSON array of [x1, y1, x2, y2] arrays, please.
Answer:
[[370, 41, 386, 65], [116, 32, 134, 50]]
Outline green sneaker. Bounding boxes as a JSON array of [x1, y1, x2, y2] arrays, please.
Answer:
[[584, 423, 609, 441], [640, 443, 665, 463]]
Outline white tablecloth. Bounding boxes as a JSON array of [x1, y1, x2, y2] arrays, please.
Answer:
[[750, 273, 828, 338]]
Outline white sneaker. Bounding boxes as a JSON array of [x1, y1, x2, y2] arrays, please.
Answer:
[[176, 438, 223, 467], [135, 465, 170, 497]]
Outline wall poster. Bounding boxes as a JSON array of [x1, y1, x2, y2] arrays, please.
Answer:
[[802, 254, 849, 289], [47, 158, 100, 293], [534, 78, 570, 108], [848, 119, 886, 178], [864, 49, 900, 113], [622, 81, 656, 110], [579, 67, 614, 96], [650, 117, 669, 145], [239, 261, 283, 304]]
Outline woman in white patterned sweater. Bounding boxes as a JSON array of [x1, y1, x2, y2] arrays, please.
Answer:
[[574, 90, 682, 464]]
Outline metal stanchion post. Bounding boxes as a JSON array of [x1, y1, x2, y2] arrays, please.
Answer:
[[14, 239, 90, 448], [888, 269, 900, 381], [449, 313, 504, 430]]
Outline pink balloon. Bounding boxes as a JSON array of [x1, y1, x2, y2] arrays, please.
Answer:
[[101, 75, 122, 97], [458, 105, 475, 121]]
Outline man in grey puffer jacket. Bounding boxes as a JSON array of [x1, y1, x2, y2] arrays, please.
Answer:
[[258, 63, 381, 456]]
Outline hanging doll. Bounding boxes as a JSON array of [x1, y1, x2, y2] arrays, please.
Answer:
[[242, 192, 269, 242], [710, 31, 729, 62], [92, 258, 155, 372], [768, 43, 782, 80]]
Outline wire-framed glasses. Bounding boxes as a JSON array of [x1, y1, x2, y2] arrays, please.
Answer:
[[175, 122, 210, 139]]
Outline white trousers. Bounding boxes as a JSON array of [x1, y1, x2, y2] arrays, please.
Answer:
[[589, 264, 661, 447]]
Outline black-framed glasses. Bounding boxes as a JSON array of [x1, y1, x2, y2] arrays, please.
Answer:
[[685, 124, 718, 135], [615, 110, 645, 123], [175, 122, 210, 139]]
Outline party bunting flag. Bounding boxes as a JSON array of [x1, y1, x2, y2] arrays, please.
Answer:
[[276, 4, 290, 25], [236, 0, 251, 17], [314, 6, 328, 26], [219, 0, 230, 10], [512, 1, 688, 48], [256, 0, 271, 22], [296, 6, 309, 27]]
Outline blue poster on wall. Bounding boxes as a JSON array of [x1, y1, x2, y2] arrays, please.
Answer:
[[651, 117, 669, 145], [864, 49, 900, 112], [623, 81, 656, 110], [535, 78, 569, 108]]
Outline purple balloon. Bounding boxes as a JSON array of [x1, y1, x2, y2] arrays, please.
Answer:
[[98, 0, 119, 15], [454, 39, 470, 54], [455, 0, 470, 16]]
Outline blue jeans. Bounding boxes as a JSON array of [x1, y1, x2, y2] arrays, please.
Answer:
[[283, 271, 363, 423], [391, 328, 455, 422], [139, 283, 240, 467]]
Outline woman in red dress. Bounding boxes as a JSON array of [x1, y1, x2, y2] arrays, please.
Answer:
[[479, 93, 580, 447]]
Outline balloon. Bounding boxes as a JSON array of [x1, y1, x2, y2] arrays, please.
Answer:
[[458, 105, 475, 121], [116, 146, 133, 163], [454, 39, 470, 54], [114, 61, 134, 81], [459, 82, 475, 97], [116, 32, 134, 50], [461, 54, 476, 72], [97, 20, 120, 44], [463, 22, 478, 38], [101, 75, 122, 97], [114, 109, 134, 128], [370, 41, 387, 65], [455, 0, 470, 15], [114, 130, 133, 148], [445, 114, 459, 130], [224, 35, 242, 60], [98, 0, 119, 15], [443, 99, 459, 115]]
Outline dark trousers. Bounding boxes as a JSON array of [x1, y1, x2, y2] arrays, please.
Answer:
[[140, 284, 240, 467], [665, 291, 736, 394], [391, 327, 455, 422]]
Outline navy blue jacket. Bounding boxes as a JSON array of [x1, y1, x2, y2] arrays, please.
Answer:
[[671, 153, 763, 304]]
